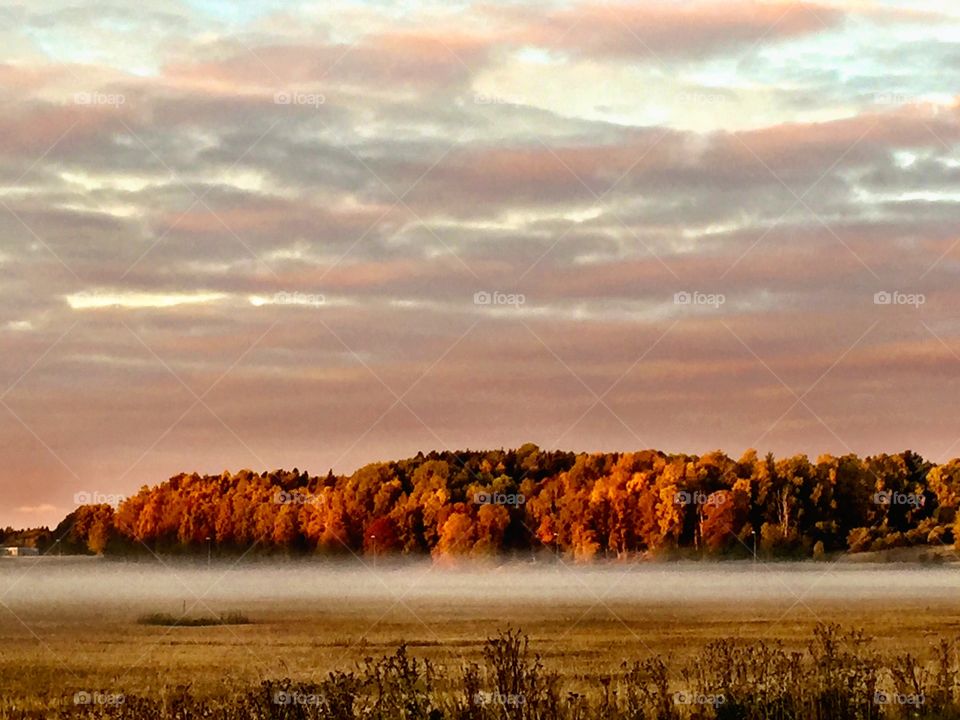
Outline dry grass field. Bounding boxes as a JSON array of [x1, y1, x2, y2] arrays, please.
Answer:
[[2, 558, 960, 716]]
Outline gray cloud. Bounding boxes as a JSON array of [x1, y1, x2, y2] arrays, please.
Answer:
[[2, 0, 960, 527]]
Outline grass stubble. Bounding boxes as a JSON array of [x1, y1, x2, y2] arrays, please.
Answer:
[[2, 596, 960, 718]]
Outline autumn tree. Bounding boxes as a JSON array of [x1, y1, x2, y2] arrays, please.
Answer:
[[364, 516, 399, 555], [34, 446, 958, 560]]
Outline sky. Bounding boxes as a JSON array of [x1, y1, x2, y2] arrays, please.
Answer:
[[2, 0, 960, 528]]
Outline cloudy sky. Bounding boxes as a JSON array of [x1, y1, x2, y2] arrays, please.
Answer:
[[2, 0, 960, 527]]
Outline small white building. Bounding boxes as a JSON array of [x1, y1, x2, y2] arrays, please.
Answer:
[[1, 546, 39, 557]]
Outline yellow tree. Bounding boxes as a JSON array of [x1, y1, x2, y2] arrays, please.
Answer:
[[434, 511, 474, 558], [653, 460, 686, 549], [473, 504, 509, 556]]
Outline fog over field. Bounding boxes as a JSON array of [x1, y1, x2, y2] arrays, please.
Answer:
[[3, 559, 959, 610], [4, 559, 960, 715]]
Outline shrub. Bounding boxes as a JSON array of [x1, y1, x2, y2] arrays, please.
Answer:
[[12, 625, 960, 720], [136, 610, 250, 626]]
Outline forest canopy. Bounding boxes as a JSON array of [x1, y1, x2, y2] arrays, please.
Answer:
[[25, 445, 960, 560]]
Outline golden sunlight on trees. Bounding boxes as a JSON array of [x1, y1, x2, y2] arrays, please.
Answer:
[[47, 447, 960, 560]]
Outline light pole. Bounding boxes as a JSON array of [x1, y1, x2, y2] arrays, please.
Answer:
[[371, 535, 377, 568], [751, 530, 757, 564], [206, 536, 211, 567]]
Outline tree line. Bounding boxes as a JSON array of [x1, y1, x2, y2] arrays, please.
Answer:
[[31, 444, 960, 559]]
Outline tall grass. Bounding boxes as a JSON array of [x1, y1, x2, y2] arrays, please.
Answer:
[[7, 625, 960, 719]]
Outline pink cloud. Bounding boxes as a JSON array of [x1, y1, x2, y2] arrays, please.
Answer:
[[164, 29, 492, 92], [511, 1, 844, 59]]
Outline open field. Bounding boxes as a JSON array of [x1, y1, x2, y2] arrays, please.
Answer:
[[2, 557, 960, 715]]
